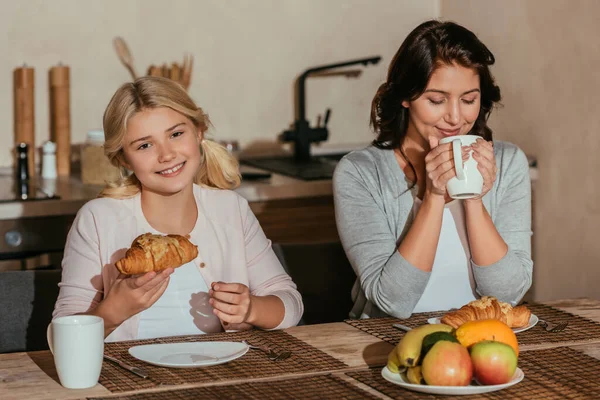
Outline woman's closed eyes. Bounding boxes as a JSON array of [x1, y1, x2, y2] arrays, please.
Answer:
[[427, 97, 478, 106]]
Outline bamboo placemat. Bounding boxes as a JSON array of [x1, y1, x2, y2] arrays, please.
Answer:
[[344, 304, 600, 348], [88, 374, 379, 400], [99, 330, 347, 393], [347, 347, 600, 399]]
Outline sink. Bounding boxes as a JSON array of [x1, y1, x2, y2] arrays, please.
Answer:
[[318, 153, 348, 162], [241, 152, 348, 181]]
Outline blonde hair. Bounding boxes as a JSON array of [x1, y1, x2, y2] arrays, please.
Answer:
[[99, 77, 240, 198]]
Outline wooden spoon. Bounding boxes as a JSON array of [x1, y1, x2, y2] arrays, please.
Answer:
[[181, 53, 194, 89], [147, 65, 162, 77], [113, 37, 138, 80], [161, 63, 170, 79], [170, 63, 181, 81]]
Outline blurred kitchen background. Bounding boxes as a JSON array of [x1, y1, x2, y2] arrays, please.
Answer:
[[0, 0, 598, 309]]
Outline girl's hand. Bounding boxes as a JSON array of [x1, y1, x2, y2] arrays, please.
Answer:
[[424, 137, 470, 199], [468, 138, 496, 201], [209, 282, 253, 324], [102, 269, 173, 325]]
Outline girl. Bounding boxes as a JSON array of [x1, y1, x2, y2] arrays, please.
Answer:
[[333, 20, 533, 319], [53, 77, 303, 340]]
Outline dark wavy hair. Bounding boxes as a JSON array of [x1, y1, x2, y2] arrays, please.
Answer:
[[371, 20, 501, 151]]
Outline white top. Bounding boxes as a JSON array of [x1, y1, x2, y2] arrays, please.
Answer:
[[412, 198, 477, 313], [53, 184, 303, 342], [137, 260, 222, 339]]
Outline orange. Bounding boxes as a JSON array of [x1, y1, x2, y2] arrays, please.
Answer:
[[454, 319, 519, 356]]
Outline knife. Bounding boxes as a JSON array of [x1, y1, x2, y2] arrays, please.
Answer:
[[392, 323, 413, 332], [103, 354, 149, 379]]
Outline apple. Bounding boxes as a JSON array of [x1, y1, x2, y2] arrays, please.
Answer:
[[421, 341, 473, 386], [470, 340, 518, 385]]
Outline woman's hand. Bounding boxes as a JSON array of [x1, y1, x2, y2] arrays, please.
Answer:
[[467, 138, 496, 201], [209, 282, 253, 324], [424, 137, 469, 199], [99, 269, 173, 328]]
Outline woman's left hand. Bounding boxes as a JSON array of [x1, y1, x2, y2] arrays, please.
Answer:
[[469, 138, 497, 201], [209, 281, 254, 324]]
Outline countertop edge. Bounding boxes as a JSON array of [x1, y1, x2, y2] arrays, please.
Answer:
[[0, 167, 537, 220]]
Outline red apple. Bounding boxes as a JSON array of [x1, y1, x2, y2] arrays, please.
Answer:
[[421, 341, 473, 386], [470, 340, 518, 385]]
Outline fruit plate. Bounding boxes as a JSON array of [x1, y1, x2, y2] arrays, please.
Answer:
[[381, 366, 524, 395], [427, 314, 539, 334]]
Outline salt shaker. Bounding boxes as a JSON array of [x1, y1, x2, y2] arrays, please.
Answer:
[[42, 141, 58, 179]]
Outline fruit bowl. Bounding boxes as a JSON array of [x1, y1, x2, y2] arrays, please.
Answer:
[[381, 366, 524, 395]]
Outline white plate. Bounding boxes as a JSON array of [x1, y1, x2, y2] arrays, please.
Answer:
[[128, 341, 249, 368], [381, 366, 524, 395], [427, 314, 539, 334]]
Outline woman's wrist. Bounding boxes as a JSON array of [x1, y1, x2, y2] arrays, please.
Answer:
[[463, 197, 484, 212], [422, 192, 446, 209]]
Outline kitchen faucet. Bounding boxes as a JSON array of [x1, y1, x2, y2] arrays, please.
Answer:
[[281, 56, 381, 162]]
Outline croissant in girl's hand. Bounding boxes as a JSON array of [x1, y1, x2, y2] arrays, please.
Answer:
[[115, 233, 198, 275]]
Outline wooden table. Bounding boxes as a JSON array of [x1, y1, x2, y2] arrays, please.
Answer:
[[1, 298, 598, 400]]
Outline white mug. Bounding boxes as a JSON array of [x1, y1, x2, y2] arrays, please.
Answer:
[[47, 315, 104, 389], [438, 135, 484, 199]]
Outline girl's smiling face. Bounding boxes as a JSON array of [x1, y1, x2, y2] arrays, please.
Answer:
[[122, 107, 202, 196]]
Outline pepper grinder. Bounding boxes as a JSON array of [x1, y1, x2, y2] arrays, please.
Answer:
[[49, 64, 71, 176], [16, 142, 30, 199], [13, 65, 35, 177]]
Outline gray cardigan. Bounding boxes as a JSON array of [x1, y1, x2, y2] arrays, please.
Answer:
[[333, 141, 533, 319]]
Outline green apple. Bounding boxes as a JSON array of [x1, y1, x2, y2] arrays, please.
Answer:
[[470, 340, 517, 385]]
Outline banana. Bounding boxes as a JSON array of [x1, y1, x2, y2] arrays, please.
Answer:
[[406, 366, 424, 385], [396, 323, 453, 367], [387, 349, 407, 374]]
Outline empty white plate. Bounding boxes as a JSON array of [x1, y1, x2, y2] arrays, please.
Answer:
[[427, 314, 539, 334], [128, 341, 249, 368], [381, 366, 524, 395]]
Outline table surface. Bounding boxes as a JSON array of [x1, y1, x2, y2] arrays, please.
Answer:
[[1, 298, 597, 400]]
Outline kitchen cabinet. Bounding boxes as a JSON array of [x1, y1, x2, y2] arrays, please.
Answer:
[[250, 196, 338, 244]]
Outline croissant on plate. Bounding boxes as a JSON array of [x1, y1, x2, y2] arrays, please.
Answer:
[[440, 296, 531, 329], [115, 233, 198, 275]]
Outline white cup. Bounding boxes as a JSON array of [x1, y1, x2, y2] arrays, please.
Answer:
[[47, 315, 104, 389], [438, 134, 484, 199]]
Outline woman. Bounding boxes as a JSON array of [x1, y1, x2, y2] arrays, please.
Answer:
[[53, 77, 303, 340], [333, 20, 532, 319]]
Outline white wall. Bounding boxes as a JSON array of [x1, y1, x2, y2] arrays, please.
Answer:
[[1, 0, 439, 168], [442, 0, 600, 301]]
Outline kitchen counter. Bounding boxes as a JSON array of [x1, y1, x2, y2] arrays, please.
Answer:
[[0, 162, 539, 221], [0, 153, 540, 260], [0, 165, 335, 221]]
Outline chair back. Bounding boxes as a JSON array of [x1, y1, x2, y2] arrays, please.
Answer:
[[0, 269, 61, 353], [273, 242, 355, 325]]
